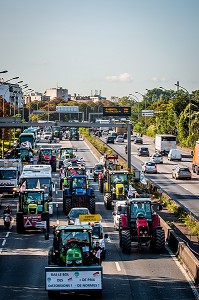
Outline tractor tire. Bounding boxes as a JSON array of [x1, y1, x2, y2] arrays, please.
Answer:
[[104, 193, 112, 210], [99, 179, 104, 193], [121, 230, 131, 254], [51, 161, 56, 172], [65, 197, 72, 215], [42, 212, 50, 235], [48, 246, 55, 265], [16, 212, 24, 234], [154, 228, 165, 253], [89, 197, 95, 214]]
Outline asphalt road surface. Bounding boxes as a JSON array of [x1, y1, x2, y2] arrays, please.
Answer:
[[0, 137, 198, 299]]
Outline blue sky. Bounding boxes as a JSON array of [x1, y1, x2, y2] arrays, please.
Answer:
[[0, 0, 199, 100]]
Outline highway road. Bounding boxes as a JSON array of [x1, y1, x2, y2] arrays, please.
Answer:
[[100, 134, 199, 219], [0, 138, 198, 299]]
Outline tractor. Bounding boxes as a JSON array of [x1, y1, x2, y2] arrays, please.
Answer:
[[16, 188, 50, 237], [103, 170, 131, 209], [119, 198, 165, 253], [46, 224, 103, 297], [69, 127, 79, 141], [58, 147, 76, 168], [38, 148, 57, 172], [63, 175, 95, 215]]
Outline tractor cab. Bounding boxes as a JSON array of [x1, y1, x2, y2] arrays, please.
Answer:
[[19, 188, 47, 215], [49, 224, 93, 266]]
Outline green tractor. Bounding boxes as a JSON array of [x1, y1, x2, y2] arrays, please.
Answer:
[[46, 224, 103, 297], [16, 188, 50, 238], [103, 170, 131, 210]]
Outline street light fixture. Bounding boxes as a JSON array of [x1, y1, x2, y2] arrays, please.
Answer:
[[5, 76, 19, 83], [0, 70, 8, 74], [16, 81, 23, 84], [174, 83, 191, 136]]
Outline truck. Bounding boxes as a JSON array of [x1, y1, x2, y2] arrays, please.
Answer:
[[51, 126, 62, 141], [45, 224, 103, 298], [192, 141, 199, 174], [19, 165, 54, 202], [63, 175, 95, 215], [155, 134, 177, 154], [19, 132, 36, 149], [16, 188, 50, 236], [0, 159, 22, 196]]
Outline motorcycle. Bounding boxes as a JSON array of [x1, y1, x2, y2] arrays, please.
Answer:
[[3, 213, 12, 229]]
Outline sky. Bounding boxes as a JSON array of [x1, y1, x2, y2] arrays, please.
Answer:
[[0, 0, 199, 100]]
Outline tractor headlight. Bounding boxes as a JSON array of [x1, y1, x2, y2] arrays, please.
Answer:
[[66, 260, 73, 265], [140, 231, 143, 234], [76, 260, 82, 265]]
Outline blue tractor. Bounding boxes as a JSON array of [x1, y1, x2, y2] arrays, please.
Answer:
[[63, 175, 95, 215]]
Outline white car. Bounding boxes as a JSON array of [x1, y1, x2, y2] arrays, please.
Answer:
[[112, 201, 127, 230], [150, 153, 163, 164], [142, 161, 157, 174], [131, 135, 137, 141], [116, 135, 124, 143]]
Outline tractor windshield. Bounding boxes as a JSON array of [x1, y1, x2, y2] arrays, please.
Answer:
[[130, 202, 152, 220], [61, 230, 90, 244], [72, 177, 87, 189], [25, 178, 51, 191], [111, 173, 128, 184], [23, 192, 43, 204]]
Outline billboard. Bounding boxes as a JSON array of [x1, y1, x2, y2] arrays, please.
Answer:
[[142, 110, 154, 116], [103, 106, 131, 116], [56, 106, 79, 113]]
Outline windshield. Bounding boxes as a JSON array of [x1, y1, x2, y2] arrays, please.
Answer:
[[60, 230, 90, 244], [117, 205, 127, 215], [111, 173, 128, 184], [130, 202, 152, 220], [23, 192, 43, 204], [92, 226, 103, 239], [94, 165, 103, 171], [72, 177, 87, 189], [70, 209, 89, 218], [20, 136, 34, 145], [25, 178, 51, 191], [0, 170, 16, 180]]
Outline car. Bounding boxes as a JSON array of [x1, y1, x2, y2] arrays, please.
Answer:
[[131, 135, 137, 141], [137, 147, 149, 156], [93, 163, 103, 181], [110, 131, 118, 139], [134, 136, 143, 144], [150, 153, 163, 164], [43, 132, 52, 140], [106, 136, 115, 144], [116, 135, 124, 143], [168, 149, 182, 161], [112, 200, 127, 230], [142, 161, 157, 173], [91, 222, 108, 260], [66, 207, 90, 225], [172, 165, 192, 180]]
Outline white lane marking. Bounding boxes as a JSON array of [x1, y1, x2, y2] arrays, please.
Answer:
[[2, 239, 6, 247], [0, 248, 2, 254], [6, 232, 10, 238], [115, 262, 121, 271], [166, 245, 199, 299]]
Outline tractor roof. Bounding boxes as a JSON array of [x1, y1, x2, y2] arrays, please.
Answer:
[[54, 224, 92, 232], [127, 198, 152, 205]]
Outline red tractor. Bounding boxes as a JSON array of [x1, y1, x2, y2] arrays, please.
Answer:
[[119, 198, 165, 253]]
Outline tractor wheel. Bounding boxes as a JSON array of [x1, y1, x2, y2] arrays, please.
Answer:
[[42, 212, 50, 235], [89, 198, 95, 214], [121, 230, 131, 254], [16, 212, 24, 234], [51, 161, 56, 172], [104, 193, 112, 210], [48, 246, 55, 265], [154, 228, 165, 253], [99, 179, 104, 193], [65, 197, 72, 215]]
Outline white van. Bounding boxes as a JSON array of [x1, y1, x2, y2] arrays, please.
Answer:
[[168, 149, 182, 161]]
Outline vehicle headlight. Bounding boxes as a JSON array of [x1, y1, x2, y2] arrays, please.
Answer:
[[76, 260, 82, 265], [69, 220, 75, 225], [66, 260, 73, 265]]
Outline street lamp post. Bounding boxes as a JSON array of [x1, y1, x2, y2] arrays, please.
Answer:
[[4, 76, 19, 83], [0, 70, 8, 74], [175, 83, 191, 136], [135, 91, 146, 129]]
